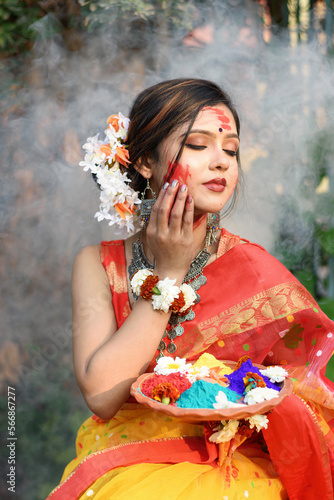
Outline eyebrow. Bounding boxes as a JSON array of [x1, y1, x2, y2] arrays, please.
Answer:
[[181, 129, 240, 140]]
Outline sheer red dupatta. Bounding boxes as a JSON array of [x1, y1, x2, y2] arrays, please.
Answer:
[[48, 234, 334, 499]]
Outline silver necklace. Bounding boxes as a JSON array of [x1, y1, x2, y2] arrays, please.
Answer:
[[128, 233, 211, 362]]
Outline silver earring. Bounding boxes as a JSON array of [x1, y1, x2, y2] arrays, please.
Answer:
[[140, 178, 156, 227], [205, 212, 220, 247]]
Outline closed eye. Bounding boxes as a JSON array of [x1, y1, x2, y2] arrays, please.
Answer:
[[185, 144, 207, 150], [224, 149, 238, 157]]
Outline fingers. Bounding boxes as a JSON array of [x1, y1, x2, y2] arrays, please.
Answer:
[[147, 180, 169, 229], [149, 180, 180, 232], [148, 180, 193, 237], [181, 194, 194, 238], [168, 183, 190, 233]]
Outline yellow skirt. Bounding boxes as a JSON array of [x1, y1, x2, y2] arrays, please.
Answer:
[[50, 403, 287, 500]]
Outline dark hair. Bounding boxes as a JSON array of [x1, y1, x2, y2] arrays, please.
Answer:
[[126, 78, 241, 215]]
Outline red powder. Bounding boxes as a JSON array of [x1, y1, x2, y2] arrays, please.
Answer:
[[203, 106, 231, 131], [163, 161, 191, 185], [141, 372, 192, 399]]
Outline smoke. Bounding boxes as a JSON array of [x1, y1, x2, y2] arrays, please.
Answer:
[[1, 1, 334, 498]]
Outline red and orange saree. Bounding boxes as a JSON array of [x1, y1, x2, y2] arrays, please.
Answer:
[[48, 230, 334, 499]]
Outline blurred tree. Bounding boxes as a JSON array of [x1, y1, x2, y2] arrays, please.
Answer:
[[0, 0, 42, 55]]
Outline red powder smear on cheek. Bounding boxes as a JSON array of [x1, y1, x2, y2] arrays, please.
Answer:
[[163, 161, 191, 185], [203, 106, 231, 131]]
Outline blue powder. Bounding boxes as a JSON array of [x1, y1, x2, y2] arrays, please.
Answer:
[[226, 359, 280, 395], [176, 380, 241, 409]]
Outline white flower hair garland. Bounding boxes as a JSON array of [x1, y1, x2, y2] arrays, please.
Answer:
[[79, 112, 141, 233]]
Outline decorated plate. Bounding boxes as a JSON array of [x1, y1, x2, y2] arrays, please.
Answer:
[[130, 358, 293, 422]]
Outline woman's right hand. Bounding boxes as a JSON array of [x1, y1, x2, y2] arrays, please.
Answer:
[[145, 180, 194, 284]]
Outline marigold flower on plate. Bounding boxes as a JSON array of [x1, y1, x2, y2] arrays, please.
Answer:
[[234, 355, 251, 371], [152, 382, 180, 404], [243, 372, 266, 392], [141, 373, 191, 399]]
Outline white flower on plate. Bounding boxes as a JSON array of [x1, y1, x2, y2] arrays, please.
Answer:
[[186, 365, 210, 383], [130, 269, 153, 296], [209, 419, 239, 443], [179, 284, 197, 312], [213, 391, 245, 409], [151, 278, 180, 313], [245, 414, 269, 432], [244, 387, 280, 405], [260, 366, 289, 383], [154, 356, 192, 375]]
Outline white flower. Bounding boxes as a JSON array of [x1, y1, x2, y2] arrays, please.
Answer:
[[213, 391, 245, 409], [118, 112, 130, 131], [260, 366, 288, 383], [209, 419, 239, 443], [154, 356, 192, 375], [186, 365, 210, 383], [151, 278, 180, 313], [179, 284, 197, 312], [244, 387, 280, 405], [80, 114, 140, 233], [130, 269, 153, 296], [245, 414, 269, 432]]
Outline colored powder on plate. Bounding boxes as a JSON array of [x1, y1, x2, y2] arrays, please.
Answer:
[[141, 372, 191, 398], [176, 380, 241, 409], [226, 359, 281, 395], [191, 353, 233, 376]]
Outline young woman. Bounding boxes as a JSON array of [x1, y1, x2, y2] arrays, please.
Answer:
[[48, 79, 334, 499]]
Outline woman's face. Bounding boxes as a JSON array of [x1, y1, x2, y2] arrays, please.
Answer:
[[150, 103, 240, 218]]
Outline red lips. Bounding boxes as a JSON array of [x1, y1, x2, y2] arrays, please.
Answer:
[[203, 178, 227, 192]]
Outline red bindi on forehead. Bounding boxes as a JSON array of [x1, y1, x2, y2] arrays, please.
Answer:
[[202, 106, 232, 132]]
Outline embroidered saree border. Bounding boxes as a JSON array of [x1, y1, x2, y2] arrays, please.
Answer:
[[47, 436, 218, 500], [199, 280, 318, 338]]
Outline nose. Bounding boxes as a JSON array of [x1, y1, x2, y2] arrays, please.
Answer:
[[209, 148, 230, 171]]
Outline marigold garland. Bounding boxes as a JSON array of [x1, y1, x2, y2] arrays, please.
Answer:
[[130, 269, 196, 314], [140, 275, 160, 299], [170, 292, 186, 313]]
